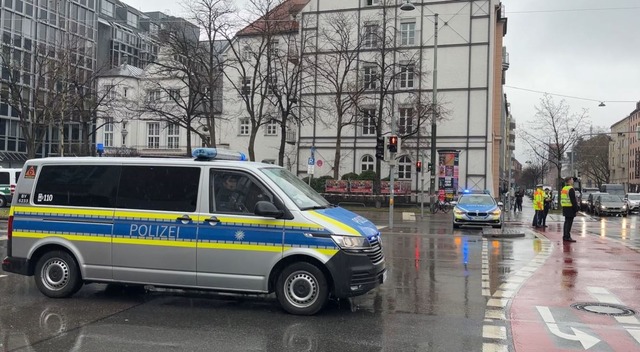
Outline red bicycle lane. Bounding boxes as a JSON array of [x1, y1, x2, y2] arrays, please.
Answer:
[[509, 228, 640, 351]]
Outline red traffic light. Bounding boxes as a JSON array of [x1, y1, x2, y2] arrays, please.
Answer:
[[416, 161, 422, 172], [388, 135, 398, 152]]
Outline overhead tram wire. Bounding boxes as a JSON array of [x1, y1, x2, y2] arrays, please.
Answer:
[[504, 86, 637, 105]]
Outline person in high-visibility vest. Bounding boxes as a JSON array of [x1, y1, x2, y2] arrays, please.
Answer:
[[560, 176, 579, 242], [532, 184, 544, 228]]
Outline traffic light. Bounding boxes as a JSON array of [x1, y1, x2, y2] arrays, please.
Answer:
[[427, 162, 432, 172], [416, 161, 422, 172], [375, 136, 385, 160], [388, 135, 398, 153]]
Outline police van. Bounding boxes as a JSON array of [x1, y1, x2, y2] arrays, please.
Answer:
[[2, 149, 386, 315]]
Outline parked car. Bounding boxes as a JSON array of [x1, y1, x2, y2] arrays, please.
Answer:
[[588, 192, 606, 214], [624, 193, 640, 213], [580, 188, 600, 212], [594, 194, 627, 217]]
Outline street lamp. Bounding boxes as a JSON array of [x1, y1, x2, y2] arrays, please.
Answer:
[[388, 1, 416, 229], [429, 13, 439, 212]]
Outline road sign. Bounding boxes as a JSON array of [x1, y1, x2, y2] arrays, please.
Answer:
[[307, 164, 314, 175], [308, 157, 315, 165], [317, 160, 323, 167]]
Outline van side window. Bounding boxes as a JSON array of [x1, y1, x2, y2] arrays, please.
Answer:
[[34, 165, 121, 207], [211, 170, 272, 214], [0, 172, 9, 184], [117, 166, 200, 212]]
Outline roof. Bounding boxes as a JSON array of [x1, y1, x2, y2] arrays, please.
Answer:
[[100, 64, 145, 78], [236, 0, 309, 36]]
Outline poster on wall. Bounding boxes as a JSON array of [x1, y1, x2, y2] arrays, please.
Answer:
[[438, 150, 460, 201]]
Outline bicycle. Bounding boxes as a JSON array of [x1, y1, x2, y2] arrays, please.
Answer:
[[431, 200, 451, 214]]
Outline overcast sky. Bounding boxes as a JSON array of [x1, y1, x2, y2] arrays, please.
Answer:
[[503, 0, 640, 162], [125, 0, 640, 163]]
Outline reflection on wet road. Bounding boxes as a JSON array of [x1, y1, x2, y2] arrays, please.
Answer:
[[3, 210, 638, 351]]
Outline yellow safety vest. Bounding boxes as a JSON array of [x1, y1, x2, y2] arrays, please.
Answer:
[[533, 188, 544, 210], [561, 185, 573, 207]]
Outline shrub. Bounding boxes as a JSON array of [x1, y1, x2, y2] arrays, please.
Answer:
[[359, 170, 376, 180], [302, 175, 333, 193], [341, 172, 359, 180]]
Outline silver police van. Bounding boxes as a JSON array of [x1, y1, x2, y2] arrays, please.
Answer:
[[2, 148, 385, 315]]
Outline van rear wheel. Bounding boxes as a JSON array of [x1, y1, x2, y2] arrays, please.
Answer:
[[276, 262, 328, 315], [34, 251, 83, 298]]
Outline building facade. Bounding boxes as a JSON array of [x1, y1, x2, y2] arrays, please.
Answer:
[[610, 116, 630, 191], [219, 0, 509, 196]]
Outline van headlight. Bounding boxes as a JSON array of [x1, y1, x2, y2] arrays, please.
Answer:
[[331, 235, 369, 250]]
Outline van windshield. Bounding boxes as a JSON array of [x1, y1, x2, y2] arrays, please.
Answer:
[[261, 168, 330, 210]]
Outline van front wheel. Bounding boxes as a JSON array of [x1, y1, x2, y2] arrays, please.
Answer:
[[34, 251, 83, 298], [276, 262, 328, 315]]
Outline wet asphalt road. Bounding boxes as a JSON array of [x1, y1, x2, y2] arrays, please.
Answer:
[[0, 206, 636, 351]]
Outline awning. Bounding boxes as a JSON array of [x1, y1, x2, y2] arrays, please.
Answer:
[[0, 152, 28, 162]]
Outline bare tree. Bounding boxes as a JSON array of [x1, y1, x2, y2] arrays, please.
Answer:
[[139, 19, 212, 156], [187, 0, 235, 146], [519, 94, 590, 190], [305, 12, 366, 179], [574, 132, 610, 188], [1, 39, 79, 158], [222, 0, 301, 161]]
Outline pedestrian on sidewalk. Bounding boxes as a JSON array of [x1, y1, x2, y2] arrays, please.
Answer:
[[541, 187, 552, 227], [515, 189, 523, 212], [532, 184, 544, 228], [560, 176, 579, 242]]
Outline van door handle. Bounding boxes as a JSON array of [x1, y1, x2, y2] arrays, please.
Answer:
[[204, 217, 220, 223], [176, 215, 192, 221]]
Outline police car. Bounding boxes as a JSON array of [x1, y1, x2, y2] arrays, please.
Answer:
[[2, 148, 386, 315], [452, 190, 503, 229]]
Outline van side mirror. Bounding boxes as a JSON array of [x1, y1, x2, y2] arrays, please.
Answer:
[[254, 201, 284, 218]]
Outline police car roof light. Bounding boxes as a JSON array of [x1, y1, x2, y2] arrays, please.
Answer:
[[192, 148, 247, 161]]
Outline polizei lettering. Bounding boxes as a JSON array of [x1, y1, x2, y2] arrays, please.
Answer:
[[130, 224, 180, 238]]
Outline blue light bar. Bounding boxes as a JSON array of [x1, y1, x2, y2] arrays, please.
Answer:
[[192, 148, 247, 161]]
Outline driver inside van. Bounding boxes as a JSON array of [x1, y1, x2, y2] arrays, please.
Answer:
[[216, 175, 245, 212]]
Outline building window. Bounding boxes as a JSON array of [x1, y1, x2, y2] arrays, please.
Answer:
[[150, 23, 159, 35], [398, 107, 414, 134], [267, 73, 278, 95], [147, 122, 160, 148], [123, 87, 128, 97], [398, 156, 412, 179], [101, 0, 114, 17], [361, 155, 374, 172], [127, 12, 138, 27], [104, 84, 116, 99], [363, 24, 379, 48], [167, 123, 179, 149], [361, 109, 376, 136], [242, 45, 252, 61], [148, 90, 161, 101], [399, 63, 414, 89], [169, 89, 180, 101], [365, 0, 379, 5], [104, 121, 114, 147], [265, 120, 278, 136], [241, 76, 251, 96], [269, 39, 279, 57], [363, 66, 377, 90], [239, 118, 250, 136], [400, 22, 416, 46]]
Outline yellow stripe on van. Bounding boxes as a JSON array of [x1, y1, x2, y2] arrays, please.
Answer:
[[198, 242, 283, 252], [286, 248, 339, 256], [308, 211, 360, 236], [12, 206, 113, 218], [12, 232, 112, 243]]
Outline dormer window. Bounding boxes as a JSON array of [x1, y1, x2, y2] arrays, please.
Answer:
[[127, 12, 138, 27]]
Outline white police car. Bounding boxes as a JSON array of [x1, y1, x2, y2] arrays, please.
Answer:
[[452, 190, 503, 229]]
